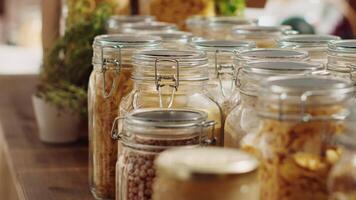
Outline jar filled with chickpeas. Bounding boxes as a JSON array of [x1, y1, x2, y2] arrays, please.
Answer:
[[115, 49, 223, 147], [327, 40, 356, 82], [113, 108, 215, 200], [328, 103, 356, 200], [257, 76, 354, 200], [153, 147, 260, 200], [141, 31, 193, 49], [224, 61, 324, 150], [121, 22, 178, 34], [193, 40, 256, 116], [89, 34, 161, 200], [231, 25, 294, 48], [278, 35, 340, 64], [106, 15, 156, 34]]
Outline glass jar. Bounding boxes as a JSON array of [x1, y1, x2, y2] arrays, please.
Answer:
[[193, 40, 256, 116], [141, 31, 193, 50], [328, 105, 356, 200], [114, 108, 215, 200], [231, 25, 293, 48], [327, 40, 356, 82], [153, 147, 260, 200], [106, 15, 156, 34], [224, 61, 324, 149], [118, 49, 223, 146], [88, 34, 161, 200], [278, 34, 341, 64], [121, 22, 178, 34], [257, 76, 354, 200]]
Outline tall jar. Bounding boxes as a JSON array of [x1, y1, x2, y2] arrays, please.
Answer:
[[153, 147, 260, 200], [231, 25, 294, 48], [224, 61, 324, 149], [89, 34, 161, 200], [278, 34, 341, 64], [121, 22, 178, 34], [118, 49, 223, 146], [328, 104, 356, 199], [141, 31, 193, 50], [327, 40, 356, 82], [257, 76, 354, 200], [193, 40, 256, 116], [114, 108, 215, 200], [106, 15, 156, 34]]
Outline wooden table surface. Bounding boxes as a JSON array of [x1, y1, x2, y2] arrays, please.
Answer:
[[0, 107, 95, 200]]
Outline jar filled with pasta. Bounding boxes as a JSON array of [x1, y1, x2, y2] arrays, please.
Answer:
[[224, 61, 324, 149], [257, 76, 354, 200], [141, 31, 193, 50], [121, 22, 178, 34], [113, 108, 215, 200], [328, 103, 356, 200], [193, 40, 256, 115], [116, 49, 223, 146], [153, 147, 260, 200], [231, 25, 294, 48], [106, 15, 156, 34], [327, 40, 356, 82], [89, 34, 161, 200], [278, 34, 340, 64]]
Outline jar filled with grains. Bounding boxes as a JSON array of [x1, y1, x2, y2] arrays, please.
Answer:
[[89, 34, 161, 200], [113, 108, 215, 200], [278, 34, 341, 64], [153, 147, 260, 200], [106, 15, 156, 34], [256, 76, 354, 200], [327, 40, 356, 82], [192, 40, 256, 116]]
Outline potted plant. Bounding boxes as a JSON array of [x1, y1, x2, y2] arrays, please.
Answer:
[[33, 0, 115, 144]]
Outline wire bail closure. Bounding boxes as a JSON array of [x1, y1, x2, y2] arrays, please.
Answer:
[[111, 117, 125, 140], [214, 49, 237, 97], [154, 58, 180, 108], [100, 45, 122, 98]]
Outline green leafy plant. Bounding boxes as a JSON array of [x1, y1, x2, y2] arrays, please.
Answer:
[[216, 0, 245, 16], [37, 1, 116, 117]]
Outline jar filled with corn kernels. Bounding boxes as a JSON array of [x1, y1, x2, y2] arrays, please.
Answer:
[[153, 147, 260, 200], [115, 49, 223, 145], [257, 76, 354, 200], [89, 34, 161, 200], [106, 15, 156, 34], [328, 103, 356, 200], [327, 40, 356, 82], [141, 31, 193, 50], [113, 108, 215, 200], [224, 61, 324, 149], [192, 40, 256, 116], [278, 34, 340, 64], [231, 25, 294, 48], [121, 22, 178, 34]]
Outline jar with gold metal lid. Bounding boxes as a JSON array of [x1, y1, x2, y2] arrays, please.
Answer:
[[278, 34, 340, 64], [256, 76, 354, 200], [89, 34, 161, 200], [153, 147, 260, 200], [106, 15, 156, 34], [113, 108, 215, 200]]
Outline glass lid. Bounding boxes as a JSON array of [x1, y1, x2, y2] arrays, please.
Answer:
[[237, 49, 310, 61], [278, 34, 341, 47], [93, 34, 162, 48], [328, 40, 356, 53], [194, 40, 256, 51]]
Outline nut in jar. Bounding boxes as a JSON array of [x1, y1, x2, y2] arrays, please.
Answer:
[[112, 108, 216, 200], [256, 76, 354, 200]]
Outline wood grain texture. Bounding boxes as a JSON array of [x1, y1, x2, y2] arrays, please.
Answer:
[[0, 107, 94, 200]]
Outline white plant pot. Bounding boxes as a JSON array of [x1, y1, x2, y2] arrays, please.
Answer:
[[32, 95, 80, 144]]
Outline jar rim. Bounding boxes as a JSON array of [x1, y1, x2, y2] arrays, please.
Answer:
[[142, 31, 193, 42], [328, 39, 356, 53], [193, 40, 256, 51], [278, 34, 341, 48], [186, 16, 257, 27], [243, 61, 324, 75], [232, 25, 291, 36], [155, 147, 259, 180], [122, 22, 178, 32], [237, 49, 310, 61], [93, 34, 162, 48]]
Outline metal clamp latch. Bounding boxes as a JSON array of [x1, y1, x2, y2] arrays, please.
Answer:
[[200, 120, 217, 146], [111, 117, 125, 140], [215, 49, 236, 97], [100, 45, 122, 98]]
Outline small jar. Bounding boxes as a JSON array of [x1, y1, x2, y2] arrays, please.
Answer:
[[328, 105, 356, 199], [278, 34, 341, 64], [327, 40, 356, 82], [231, 25, 293, 48], [193, 40, 256, 115], [224, 61, 324, 149], [141, 31, 193, 49], [153, 147, 260, 200], [106, 15, 156, 34], [114, 108, 215, 200], [257, 76, 354, 200], [89, 34, 161, 200], [121, 22, 178, 34]]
